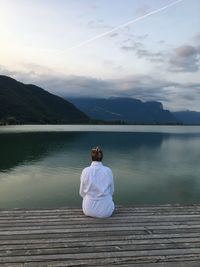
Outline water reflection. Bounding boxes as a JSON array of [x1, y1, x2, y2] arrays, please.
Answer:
[[0, 132, 164, 172], [0, 130, 200, 208], [0, 132, 82, 172]]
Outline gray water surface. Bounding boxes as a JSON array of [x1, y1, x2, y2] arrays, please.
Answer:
[[0, 125, 200, 208]]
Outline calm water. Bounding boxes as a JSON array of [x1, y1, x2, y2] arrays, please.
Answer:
[[0, 125, 200, 208]]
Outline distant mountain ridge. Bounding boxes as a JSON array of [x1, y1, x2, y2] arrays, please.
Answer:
[[1, 75, 199, 125], [0, 75, 89, 124], [173, 111, 200, 125], [68, 97, 179, 124]]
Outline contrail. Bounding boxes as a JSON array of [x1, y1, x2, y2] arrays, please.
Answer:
[[62, 0, 183, 53]]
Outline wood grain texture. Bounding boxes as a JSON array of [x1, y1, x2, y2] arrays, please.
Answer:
[[0, 205, 200, 266]]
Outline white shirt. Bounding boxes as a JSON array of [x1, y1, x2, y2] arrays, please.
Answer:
[[80, 161, 115, 218]]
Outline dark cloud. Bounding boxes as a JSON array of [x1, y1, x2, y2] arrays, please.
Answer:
[[175, 45, 198, 57], [29, 75, 200, 111], [169, 45, 200, 72], [1, 64, 200, 111], [121, 41, 143, 51], [121, 41, 165, 63], [6, 71, 116, 98], [121, 45, 135, 51], [0, 65, 175, 101], [136, 49, 164, 62], [111, 76, 178, 103], [180, 84, 200, 101], [117, 86, 170, 102], [182, 94, 196, 101], [121, 37, 200, 72], [109, 32, 119, 38]]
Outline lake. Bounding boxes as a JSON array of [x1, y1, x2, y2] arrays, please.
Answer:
[[0, 125, 200, 209]]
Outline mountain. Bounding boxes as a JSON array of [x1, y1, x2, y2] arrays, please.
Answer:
[[0, 75, 89, 124], [173, 111, 200, 125], [68, 97, 179, 124]]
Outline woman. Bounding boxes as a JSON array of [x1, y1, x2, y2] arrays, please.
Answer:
[[79, 146, 115, 218]]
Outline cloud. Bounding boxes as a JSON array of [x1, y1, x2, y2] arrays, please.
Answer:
[[11, 71, 116, 98], [88, 3, 98, 10], [136, 49, 164, 62], [169, 45, 200, 72], [193, 33, 200, 44], [0, 65, 19, 76], [121, 36, 200, 72], [1, 64, 200, 111], [135, 3, 151, 17], [43, 74, 177, 102], [109, 32, 119, 38], [165, 84, 200, 111], [0, 63, 55, 81], [103, 60, 124, 71], [121, 41, 143, 51], [121, 40, 165, 63], [87, 19, 112, 30], [0, 64, 173, 100], [175, 45, 198, 57], [112, 76, 178, 102]]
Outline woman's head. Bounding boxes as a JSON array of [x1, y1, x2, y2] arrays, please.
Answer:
[[91, 146, 103, 161]]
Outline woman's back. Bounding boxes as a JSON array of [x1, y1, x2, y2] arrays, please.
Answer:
[[80, 161, 114, 199], [79, 147, 115, 218]]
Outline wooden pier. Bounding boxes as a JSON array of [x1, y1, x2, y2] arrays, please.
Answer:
[[0, 205, 200, 266]]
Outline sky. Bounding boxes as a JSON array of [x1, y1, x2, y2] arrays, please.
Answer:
[[0, 0, 200, 111]]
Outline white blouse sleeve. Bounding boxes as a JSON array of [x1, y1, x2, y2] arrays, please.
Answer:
[[110, 169, 114, 195], [79, 169, 86, 198]]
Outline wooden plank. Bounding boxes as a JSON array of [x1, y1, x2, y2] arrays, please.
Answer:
[[0, 210, 200, 220], [0, 215, 200, 225], [1, 232, 200, 245], [1, 228, 200, 242], [1, 242, 200, 257], [1, 223, 200, 236], [1, 205, 200, 213], [0, 237, 200, 251], [0, 258, 200, 267], [1, 207, 200, 216], [0, 208, 200, 217], [0, 204, 200, 214], [1, 220, 200, 231], [0, 214, 200, 222], [0, 205, 199, 266], [0, 210, 200, 218], [1, 249, 200, 263], [94, 262, 200, 267], [1, 222, 200, 232], [1, 229, 200, 244], [0, 213, 199, 219]]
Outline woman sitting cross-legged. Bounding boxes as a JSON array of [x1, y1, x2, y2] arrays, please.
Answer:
[[79, 146, 115, 218]]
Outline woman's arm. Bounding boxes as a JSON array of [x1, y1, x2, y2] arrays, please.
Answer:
[[79, 169, 86, 198], [110, 170, 114, 196]]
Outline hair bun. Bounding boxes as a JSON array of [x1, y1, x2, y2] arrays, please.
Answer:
[[91, 146, 103, 161]]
